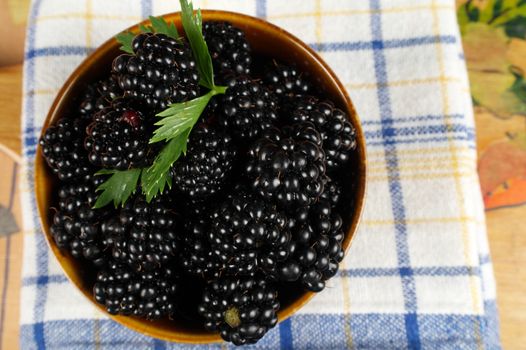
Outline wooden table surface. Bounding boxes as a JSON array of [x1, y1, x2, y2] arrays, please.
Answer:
[[0, 1, 525, 349]]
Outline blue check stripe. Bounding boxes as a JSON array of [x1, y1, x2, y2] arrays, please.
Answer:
[[23, 35, 457, 61], [21, 265, 480, 288], [311, 35, 456, 52], [25, 1, 48, 348], [361, 113, 465, 126], [141, 0, 152, 19], [369, 0, 421, 347], [25, 46, 93, 60], [364, 123, 474, 139]]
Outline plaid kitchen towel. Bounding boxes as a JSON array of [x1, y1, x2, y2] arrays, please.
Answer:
[[20, 0, 501, 349]]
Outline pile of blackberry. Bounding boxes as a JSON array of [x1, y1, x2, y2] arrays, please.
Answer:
[[40, 19, 358, 346]]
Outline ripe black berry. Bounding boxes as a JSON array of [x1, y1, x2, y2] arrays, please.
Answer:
[[112, 33, 199, 111], [180, 213, 223, 280], [246, 122, 327, 208], [278, 199, 345, 292], [208, 190, 292, 276], [102, 195, 180, 272], [198, 277, 279, 345], [78, 77, 122, 120], [264, 62, 311, 98], [172, 123, 237, 200], [50, 177, 110, 266], [85, 97, 153, 170], [288, 96, 357, 170], [203, 22, 252, 75], [220, 75, 278, 140], [93, 260, 178, 319], [39, 118, 94, 182], [320, 177, 342, 210]]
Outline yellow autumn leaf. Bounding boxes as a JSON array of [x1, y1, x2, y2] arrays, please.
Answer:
[[462, 23, 526, 117], [507, 38, 526, 75], [463, 23, 509, 72]]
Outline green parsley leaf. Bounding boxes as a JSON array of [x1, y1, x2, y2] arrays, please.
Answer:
[[139, 24, 153, 33], [93, 168, 142, 209], [115, 31, 135, 54], [142, 129, 192, 202], [149, 16, 181, 40], [150, 90, 214, 144], [180, 0, 214, 89]]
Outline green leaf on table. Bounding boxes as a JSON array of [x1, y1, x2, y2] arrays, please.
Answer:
[[180, 0, 214, 89], [93, 168, 142, 209], [115, 31, 135, 54], [142, 129, 191, 202]]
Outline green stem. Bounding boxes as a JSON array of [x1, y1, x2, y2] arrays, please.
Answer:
[[212, 85, 227, 95]]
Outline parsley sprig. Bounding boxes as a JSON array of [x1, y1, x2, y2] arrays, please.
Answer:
[[93, 0, 227, 208]]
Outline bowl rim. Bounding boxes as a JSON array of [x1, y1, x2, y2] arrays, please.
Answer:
[[35, 9, 367, 344]]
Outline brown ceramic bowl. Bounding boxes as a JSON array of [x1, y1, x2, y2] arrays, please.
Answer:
[[35, 10, 367, 344]]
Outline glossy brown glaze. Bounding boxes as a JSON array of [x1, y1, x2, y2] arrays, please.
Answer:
[[35, 10, 367, 343]]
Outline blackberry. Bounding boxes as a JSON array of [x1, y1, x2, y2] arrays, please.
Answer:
[[221, 76, 278, 140], [278, 200, 345, 292], [85, 97, 152, 170], [50, 177, 110, 266], [172, 123, 237, 200], [198, 277, 279, 345], [203, 21, 252, 75], [180, 216, 223, 280], [112, 33, 199, 111], [39, 118, 93, 182], [320, 177, 342, 209], [208, 190, 291, 276], [102, 196, 180, 272], [78, 77, 122, 119], [246, 122, 327, 208], [264, 62, 311, 97], [289, 96, 357, 170], [93, 260, 178, 319]]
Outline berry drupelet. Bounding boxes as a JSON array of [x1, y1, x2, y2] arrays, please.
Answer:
[[93, 260, 178, 319], [112, 33, 200, 111], [78, 77, 122, 120], [50, 177, 109, 266], [278, 199, 345, 292], [198, 277, 280, 345], [102, 195, 180, 272], [172, 123, 237, 200], [246, 122, 327, 208], [208, 190, 292, 276], [264, 62, 311, 98], [220, 75, 278, 141], [39, 118, 94, 182], [203, 22, 252, 75], [289, 96, 357, 170], [85, 97, 152, 170]]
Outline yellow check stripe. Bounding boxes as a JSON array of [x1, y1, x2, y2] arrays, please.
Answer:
[[340, 260, 354, 349], [363, 217, 484, 226], [25, 89, 57, 96], [345, 76, 461, 90], [267, 4, 453, 20], [35, 13, 141, 23], [430, 1, 483, 344], [368, 171, 477, 182], [367, 146, 473, 158]]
